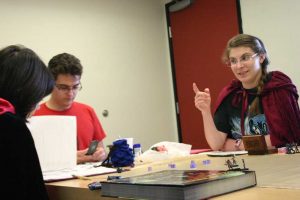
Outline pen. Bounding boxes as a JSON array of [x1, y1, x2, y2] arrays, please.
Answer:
[[72, 174, 92, 180]]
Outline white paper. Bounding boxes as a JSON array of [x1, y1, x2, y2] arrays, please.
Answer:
[[42, 162, 117, 182], [207, 151, 248, 157], [137, 141, 192, 163], [27, 115, 77, 172]]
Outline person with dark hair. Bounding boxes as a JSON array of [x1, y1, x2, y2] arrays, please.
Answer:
[[34, 53, 107, 164], [193, 34, 300, 151], [0, 45, 54, 199]]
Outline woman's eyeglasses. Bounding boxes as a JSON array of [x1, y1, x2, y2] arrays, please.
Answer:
[[227, 53, 258, 67]]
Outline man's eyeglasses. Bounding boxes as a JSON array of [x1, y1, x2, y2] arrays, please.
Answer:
[[55, 83, 82, 93], [227, 53, 258, 67]]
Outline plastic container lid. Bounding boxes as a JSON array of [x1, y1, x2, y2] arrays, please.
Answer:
[[133, 143, 141, 148]]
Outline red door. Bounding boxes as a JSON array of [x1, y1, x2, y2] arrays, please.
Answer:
[[166, 0, 241, 148]]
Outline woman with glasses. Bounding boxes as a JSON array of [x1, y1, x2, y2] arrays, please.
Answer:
[[34, 53, 107, 164], [0, 45, 54, 198], [193, 34, 300, 151]]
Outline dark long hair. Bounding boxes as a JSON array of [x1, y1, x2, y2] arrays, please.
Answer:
[[0, 45, 54, 120], [222, 34, 270, 115]]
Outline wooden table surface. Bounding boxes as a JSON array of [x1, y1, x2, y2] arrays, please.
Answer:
[[46, 152, 300, 199]]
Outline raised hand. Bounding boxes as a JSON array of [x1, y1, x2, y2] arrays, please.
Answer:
[[193, 83, 211, 113]]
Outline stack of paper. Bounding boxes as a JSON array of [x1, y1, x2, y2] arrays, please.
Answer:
[[27, 116, 116, 182], [27, 116, 77, 171], [43, 163, 117, 182]]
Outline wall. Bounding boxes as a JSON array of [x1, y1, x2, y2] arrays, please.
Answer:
[[1, 0, 299, 151], [241, 0, 300, 100], [0, 0, 178, 150]]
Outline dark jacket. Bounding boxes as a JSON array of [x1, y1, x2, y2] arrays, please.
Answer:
[[214, 71, 300, 147], [0, 98, 49, 199]]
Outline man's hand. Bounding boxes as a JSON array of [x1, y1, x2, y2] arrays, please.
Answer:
[[77, 141, 106, 164], [91, 146, 106, 162]]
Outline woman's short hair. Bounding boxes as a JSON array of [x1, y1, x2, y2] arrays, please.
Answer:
[[0, 45, 54, 120]]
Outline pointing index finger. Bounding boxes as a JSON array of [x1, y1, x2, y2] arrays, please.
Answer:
[[193, 83, 200, 94]]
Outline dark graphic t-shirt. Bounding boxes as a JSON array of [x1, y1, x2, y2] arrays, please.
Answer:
[[214, 88, 268, 140]]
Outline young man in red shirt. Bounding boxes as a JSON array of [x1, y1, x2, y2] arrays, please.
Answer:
[[34, 53, 106, 164]]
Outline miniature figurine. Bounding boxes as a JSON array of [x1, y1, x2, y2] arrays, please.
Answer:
[[225, 156, 249, 171], [286, 143, 296, 154]]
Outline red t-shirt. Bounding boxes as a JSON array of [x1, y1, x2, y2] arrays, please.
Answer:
[[34, 102, 106, 150]]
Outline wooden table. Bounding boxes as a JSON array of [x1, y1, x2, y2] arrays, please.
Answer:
[[46, 153, 300, 199]]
